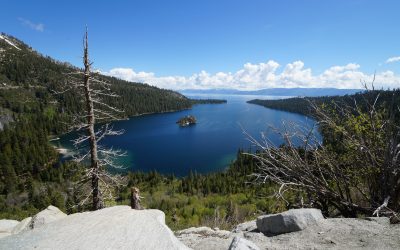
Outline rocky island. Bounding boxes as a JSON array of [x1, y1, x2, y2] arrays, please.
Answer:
[[177, 115, 197, 127]]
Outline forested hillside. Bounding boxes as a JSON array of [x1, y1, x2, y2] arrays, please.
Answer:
[[117, 151, 287, 230], [0, 34, 193, 125], [248, 89, 400, 118], [0, 33, 207, 218]]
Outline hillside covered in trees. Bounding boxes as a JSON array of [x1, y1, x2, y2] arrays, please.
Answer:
[[0, 33, 224, 219], [247, 89, 400, 118], [0, 33, 194, 124]]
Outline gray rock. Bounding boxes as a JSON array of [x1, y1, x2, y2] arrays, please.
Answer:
[[11, 217, 32, 234], [0, 219, 19, 232], [0, 232, 10, 239], [177, 226, 231, 239], [177, 226, 233, 250], [0, 219, 19, 238], [228, 236, 260, 250], [232, 220, 257, 233], [178, 216, 400, 250], [0, 206, 190, 250], [31, 205, 67, 229], [256, 208, 324, 235], [247, 217, 400, 250], [363, 216, 390, 225]]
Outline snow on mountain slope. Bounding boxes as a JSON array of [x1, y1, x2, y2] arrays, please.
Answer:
[[0, 35, 21, 50]]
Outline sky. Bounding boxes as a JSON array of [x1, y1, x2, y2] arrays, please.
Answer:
[[1, 0, 399, 90]]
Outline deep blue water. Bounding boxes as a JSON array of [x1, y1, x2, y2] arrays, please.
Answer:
[[55, 94, 318, 176]]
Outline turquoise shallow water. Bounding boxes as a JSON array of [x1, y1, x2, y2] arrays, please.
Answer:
[[56, 94, 319, 176]]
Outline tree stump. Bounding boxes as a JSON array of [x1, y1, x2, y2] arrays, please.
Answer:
[[130, 187, 142, 210]]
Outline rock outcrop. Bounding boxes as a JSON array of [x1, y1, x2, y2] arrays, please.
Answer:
[[11, 217, 32, 234], [0, 205, 66, 239], [0, 206, 189, 250], [176, 227, 232, 249], [30, 205, 67, 229], [228, 236, 259, 250], [0, 220, 19, 238], [256, 208, 324, 235], [246, 217, 400, 249], [232, 220, 257, 233], [1, 207, 400, 250], [178, 209, 400, 250], [177, 227, 231, 239]]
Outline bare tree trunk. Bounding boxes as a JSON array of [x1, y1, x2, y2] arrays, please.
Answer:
[[83, 30, 103, 210], [54, 29, 126, 209]]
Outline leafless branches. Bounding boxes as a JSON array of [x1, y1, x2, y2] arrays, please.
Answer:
[[54, 29, 126, 210], [249, 88, 400, 217]]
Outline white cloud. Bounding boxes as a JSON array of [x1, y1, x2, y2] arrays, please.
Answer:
[[102, 60, 400, 90], [386, 56, 400, 64], [18, 18, 44, 32]]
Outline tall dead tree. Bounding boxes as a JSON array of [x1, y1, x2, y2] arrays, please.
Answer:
[[82, 31, 102, 210], [56, 29, 126, 210]]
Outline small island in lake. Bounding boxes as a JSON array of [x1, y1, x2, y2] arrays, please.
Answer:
[[177, 115, 197, 127]]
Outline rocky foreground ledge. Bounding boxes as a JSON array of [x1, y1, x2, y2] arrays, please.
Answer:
[[177, 211, 400, 249], [0, 206, 188, 250], [0, 206, 399, 250]]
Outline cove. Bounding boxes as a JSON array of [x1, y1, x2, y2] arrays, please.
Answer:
[[55, 94, 319, 176]]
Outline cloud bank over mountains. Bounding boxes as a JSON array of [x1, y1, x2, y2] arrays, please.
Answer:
[[103, 60, 400, 90]]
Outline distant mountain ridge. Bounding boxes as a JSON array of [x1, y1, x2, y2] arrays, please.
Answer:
[[180, 88, 361, 97]]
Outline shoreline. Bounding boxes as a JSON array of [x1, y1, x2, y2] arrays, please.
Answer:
[[126, 99, 226, 119], [128, 107, 191, 118]]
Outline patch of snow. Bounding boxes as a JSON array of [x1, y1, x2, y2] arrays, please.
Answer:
[[0, 35, 21, 51]]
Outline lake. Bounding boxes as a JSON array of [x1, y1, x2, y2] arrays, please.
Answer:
[[55, 94, 318, 176]]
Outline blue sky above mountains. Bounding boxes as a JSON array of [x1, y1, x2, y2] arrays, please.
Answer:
[[1, 0, 399, 90]]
